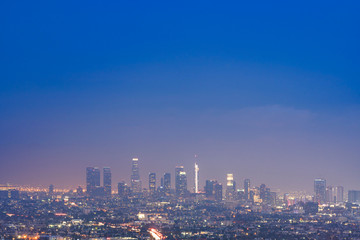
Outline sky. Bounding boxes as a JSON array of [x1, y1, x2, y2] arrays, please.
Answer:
[[1, 1, 360, 193]]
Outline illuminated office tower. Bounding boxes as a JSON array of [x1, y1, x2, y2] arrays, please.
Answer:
[[164, 173, 171, 194], [195, 163, 199, 193], [131, 158, 142, 193], [244, 179, 250, 200], [149, 173, 156, 194], [226, 173, 235, 201], [175, 166, 187, 196], [314, 178, 326, 204], [86, 167, 100, 195], [103, 167, 112, 197], [214, 182, 223, 201]]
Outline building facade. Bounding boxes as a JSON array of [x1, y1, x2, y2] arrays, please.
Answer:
[[226, 173, 235, 201], [175, 166, 187, 197], [131, 158, 142, 193], [103, 167, 112, 197], [314, 178, 326, 204], [149, 172, 156, 194], [86, 167, 100, 196]]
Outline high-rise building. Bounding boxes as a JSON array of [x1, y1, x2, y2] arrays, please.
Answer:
[[269, 191, 277, 206], [244, 179, 250, 200], [205, 180, 215, 197], [314, 178, 326, 204], [175, 166, 187, 197], [214, 182, 223, 201], [226, 173, 235, 201], [335, 186, 344, 203], [103, 167, 112, 197], [194, 163, 199, 193], [327, 186, 344, 203], [131, 158, 141, 193], [149, 173, 156, 194], [163, 173, 171, 194], [118, 181, 131, 198], [348, 190, 360, 203], [260, 184, 266, 201], [86, 167, 100, 195], [326, 186, 335, 203]]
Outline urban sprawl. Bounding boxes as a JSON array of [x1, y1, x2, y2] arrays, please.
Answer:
[[1, 158, 360, 239]]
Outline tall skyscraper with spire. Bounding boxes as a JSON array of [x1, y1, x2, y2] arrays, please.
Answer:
[[131, 158, 142, 193], [194, 163, 199, 193]]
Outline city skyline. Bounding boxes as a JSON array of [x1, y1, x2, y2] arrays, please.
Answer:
[[0, 155, 359, 194], [1, 1, 360, 193], [62, 162, 354, 206], [46, 158, 354, 198], [1, 1, 360, 239]]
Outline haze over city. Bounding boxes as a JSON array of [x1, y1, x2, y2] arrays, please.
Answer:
[[1, 1, 360, 193]]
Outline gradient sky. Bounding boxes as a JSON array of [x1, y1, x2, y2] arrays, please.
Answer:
[[1, 1, 360, 193]]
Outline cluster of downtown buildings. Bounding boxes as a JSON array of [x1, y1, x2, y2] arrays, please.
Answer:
[[86, 158, 222, 202], [85, 158, 360, 205]]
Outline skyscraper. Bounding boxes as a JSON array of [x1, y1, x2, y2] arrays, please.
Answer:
[[175, 166, 187, 197], [326, 186, 334, 203], [194, 163, 199, 193], [260, 184, 266, 200], [214, 182, 223, 201], [118, 181, 130, 198], [131, 158, 141, 193], [314, 178, 326, 204], [226, 173, 235, 201], [205, 180, 215, 197], [348, 190, 360, 203], [149, 173, 156, 194], [86, 167, 100, 195], [335, 186, 344, 203], [103, 167, 112, 197], [163, 173, 171, 194], [244, 179, 250, 200]]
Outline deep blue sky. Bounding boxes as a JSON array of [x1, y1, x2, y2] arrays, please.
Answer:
[[1, 1, 360, 193]]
